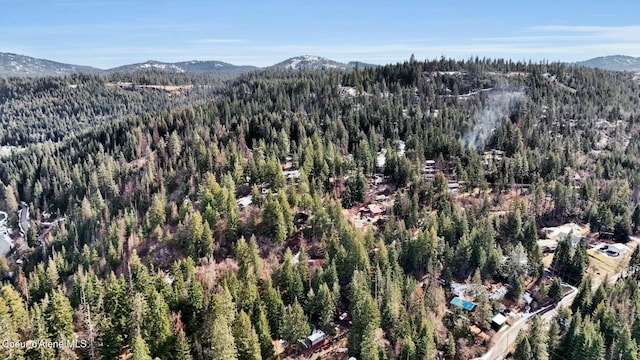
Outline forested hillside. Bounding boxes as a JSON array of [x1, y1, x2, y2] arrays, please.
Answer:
[[0, 57, 639, 360], [0, 71, 228, 145]]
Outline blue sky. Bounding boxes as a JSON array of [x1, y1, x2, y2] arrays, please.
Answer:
[[1, 0, 639, 68]]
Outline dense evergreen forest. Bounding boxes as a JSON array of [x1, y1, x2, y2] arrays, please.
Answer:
[[0, 71, 228, 145], [0, 57, 640, 359]]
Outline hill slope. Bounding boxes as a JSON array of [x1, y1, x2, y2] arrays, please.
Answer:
[[271, 55, 377, 70], [106, 60, 257, 75], [1, 52, 378, 76], [0, 52, 102, 76], [576, 55, 640, 72], [0, 52, 257, 77]]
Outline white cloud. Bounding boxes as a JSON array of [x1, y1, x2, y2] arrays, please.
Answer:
[[0, 22, 201, 36], [531, 25, 640, 42]]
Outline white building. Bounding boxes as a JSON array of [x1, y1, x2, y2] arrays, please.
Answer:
[[283, 169, 301, 180], [237, 196, 253, 210], [541, 223, 589, 247]]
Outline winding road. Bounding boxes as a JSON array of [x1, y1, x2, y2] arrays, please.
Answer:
[[477, 256, 633, 360], [476, 283, 578, 360]]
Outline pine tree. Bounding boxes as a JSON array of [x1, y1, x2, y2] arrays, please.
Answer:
[[210, 314, 238, 360], [0, 287, 26, 360], [416, 319, 437, 360], [281, 298, 309, 344], [513, 334, 532, 360], [78, 286, 99, 360], [552, 238, 572, 280], [473, 288, 492, 330], [2, 185, 18, 213], [202, 219, 215, 256], [174, 327, 193, 360], [146, 192, 166, 232], [315, 282, 335, 329], [186, 210, 205, 258], [569, 241, 588, 283], [633, 312, 640, 344], [100, 317, 124, 360], [27, 303, 55, 360], [571, 276, 592, 314], [46, 258, 60, 293], [46, 288, 75, 339], [263, 193, 287, 244], [632, 205, 640, 233], [262, 281, 285, 338], [0, 285, 28, 333], [277, 248, 304, 305], [349, 270, 380, 357], [445, 336, 456, 358], [507, 274, 524, 300], [278, 191, 294, 237], [251, 184, 263, 207], [131, 334, 153, 360], [236, 237, 252, 279], [143, 290, 172, 358], [529, 315, 549, 360], [359, 325, 380, 360], [615, 212, 632, 243], [233, 310, 262, 360], [613, 326, 638, 360], [254, 305, 274, 360], [547, 318, 561, 353], [548, 277, 562, 302]]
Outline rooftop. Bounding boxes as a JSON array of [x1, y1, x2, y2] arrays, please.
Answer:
[[237, 196, 253, 208], [307, 330, 326, 343], [492, 313, 507, 326]]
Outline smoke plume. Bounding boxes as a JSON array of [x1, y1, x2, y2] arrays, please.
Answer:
[[462, 88, 526, 150]]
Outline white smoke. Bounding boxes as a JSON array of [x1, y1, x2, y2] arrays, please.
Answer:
[[463, 89, 526, 150]]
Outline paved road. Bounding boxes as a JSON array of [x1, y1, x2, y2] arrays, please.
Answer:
[[476, 284, 578, 360], [477, 240, 638, 360]]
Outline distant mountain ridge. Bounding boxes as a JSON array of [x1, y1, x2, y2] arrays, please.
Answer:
[[6, 52, 640, 77], [108, 60, 257, 74], [576, 55, 640, 72], [271, 55, 378, 70], [0, 52, 378, 77], [0, 53, 102, 76], [0, 53, 257, 77]]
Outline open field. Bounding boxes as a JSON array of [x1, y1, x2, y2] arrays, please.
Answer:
[[586, 240, 638, 285]]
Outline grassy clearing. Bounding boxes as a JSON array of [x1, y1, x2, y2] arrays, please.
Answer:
[[586, 241, 638, 285]]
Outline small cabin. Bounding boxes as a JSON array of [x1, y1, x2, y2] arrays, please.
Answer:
[[492, 314, 507, 330], [299, 330, 327, 351]]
